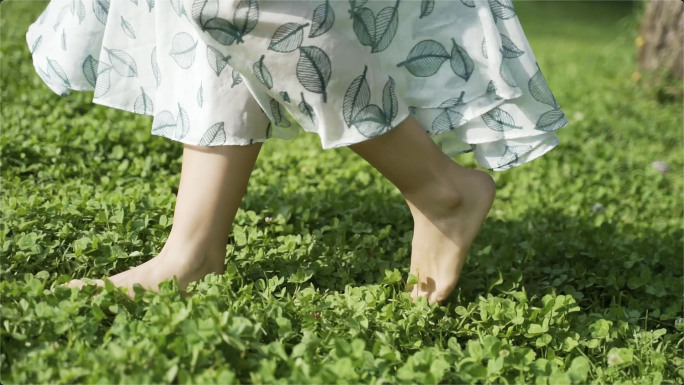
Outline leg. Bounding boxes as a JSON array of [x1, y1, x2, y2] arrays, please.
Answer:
[[349, 116, 495, 303], [68, 142, 262, 296]]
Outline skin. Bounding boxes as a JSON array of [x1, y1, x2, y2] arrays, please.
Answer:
[[68, 116, 495, 303]]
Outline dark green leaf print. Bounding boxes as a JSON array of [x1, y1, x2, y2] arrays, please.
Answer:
[[487, 80, 497, 93], [130, 0, 138, 5], [420, 0, 435, 18], [373, 1, 400, 53], [146, 0, 155, 12], [482, 107, 521, 132], [343, 66, 370, 126], [353, 105, 390, 138], [280, 91, 291, 103], [170, 32, 197, 69], [46, 58, 70, 88], [432, 109, 465, 134], [151, 47, 161, 88], [299, 93, 315, 122], [204, 18, 242, 46], [199, 122, 226, 145], [61, 30, 67, 50], [528, 67, 558, 108], [176, 104, 190, 138], [234, 0, 259, 36], [438, 91, 466, 108], [489, 0, 516, 22], [53, 5, 69, 31], [92, 0, 110, 25], [206, 45, 231, 77], [231, 69, 243, 87], [269, 23, 308, 53], [297, 46, 332, 102], [104, 47, 138, 77], [170, 0, 187, 18], [82, 55, 99, 88], [350, 1, 400, 53], [535, 109, 567, 132], [309, 1, 335, 38], [500, 61, 516, 87], [253, 55, 273, 89], [450, 38, 474, 81], [30, 35, 42, 54], [397, 40, 449, 77], [152, 110, 175, 137], [93, 66, 112, 98], [351, 7, 375, 47], [134, 87, 154, 114], [121, 16, 136, 39], [75, 0, 86, 24], [382, 76, 398, 122], [197, 83, 204, 107], [460, 0, 475, 8], [500, 34, 524, 58], [497, 145, 531, 169], [192, 0, 218, 27], [269, 98, 291, 127]]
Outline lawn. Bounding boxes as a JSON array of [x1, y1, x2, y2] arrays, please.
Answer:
[[1, 1, 682, 384]]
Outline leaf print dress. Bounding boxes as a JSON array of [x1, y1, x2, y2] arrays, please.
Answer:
[[26, 0, 568, 170]]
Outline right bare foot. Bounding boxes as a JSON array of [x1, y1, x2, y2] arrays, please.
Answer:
[[66, 241, 226, 297], [405, 166, 495, 303]]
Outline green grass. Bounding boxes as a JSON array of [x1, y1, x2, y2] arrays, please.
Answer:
[[1, 1, 682, 384]]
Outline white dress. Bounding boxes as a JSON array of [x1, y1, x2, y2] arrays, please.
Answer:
[[26, 0, 568, 170]]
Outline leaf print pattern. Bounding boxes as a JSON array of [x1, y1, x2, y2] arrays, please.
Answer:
[[280, 91, 291, 103], [535, 109, 567, 132], [382, 76, 398, 122], [343, 66, 371, 126], [30, 35, 42, 54], [297, 46, 331, 102], [450, 38, 473, 81], [500, 61, 517, 87], [420, 0, 435, 18], [299, 93, 315, 122], [121, 16, 136, 39], [133, 87, 154, 114], [350, 0, 400, 53], [497, 145, 532, 169], [151, 47, 161, 88], [309, 1, 335, 38], [74, 0, 86, 24], [61, 30, 67, 50], [206, 45, 231, 77], [397, 40, 449, 77], [432, 109, 465, 134], [489, 0, 516, 22], [528, 67, 558, 108], [53, 5, 70, 31], [199, 122, 226, 145], [353, 104, 390, 137], [152, 110, 176, 137], [46, 58, 70, 88], [92, 0, 110, 25], [170, 32, 197, 69], [269, 23, 308, 53], [460, 0, 475, 8], [170, 0, 188, 19], [145, 0, 155, 12], [231, 69, 243, 87], [234, 0, 259, 36], [197, 83, 204, 107], [269, 98, 291, 127], [253, 55, 273, 89], [104, 47, 137, 77], [82, 55, 99, 87], [482, 108, 521, 132], [500, 34, 524, 58], [93, 65, 113, 98], [204, 18, 243, 46], [192, 0, 218, 28], [176, 104, 190, 138]]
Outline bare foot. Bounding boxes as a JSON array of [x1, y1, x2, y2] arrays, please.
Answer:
[[66, 243, 225, 297], [406, 166, 495, 303]]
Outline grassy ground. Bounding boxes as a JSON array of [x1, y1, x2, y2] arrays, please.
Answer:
[[1, 1, 682, 384]]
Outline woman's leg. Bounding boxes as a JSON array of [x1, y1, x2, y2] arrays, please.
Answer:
[[349, 116, 495, 303], [68, 143, 262, 296]]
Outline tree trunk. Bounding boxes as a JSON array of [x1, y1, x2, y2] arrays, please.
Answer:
[[637, 0, 683, 80]]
